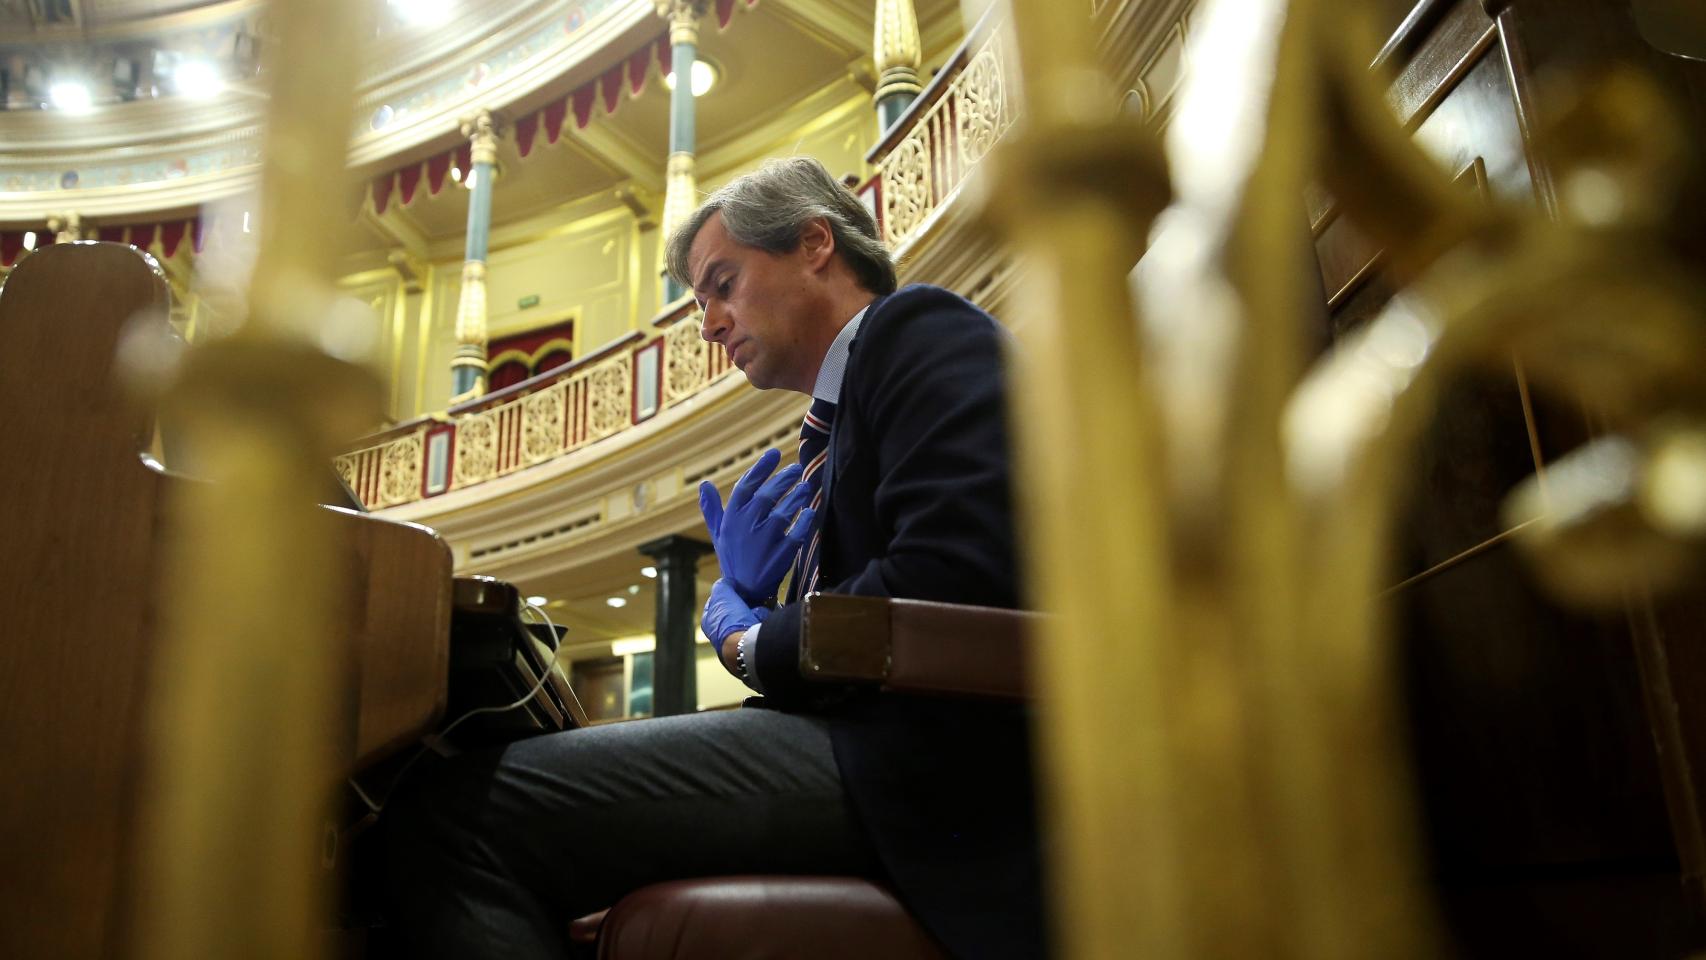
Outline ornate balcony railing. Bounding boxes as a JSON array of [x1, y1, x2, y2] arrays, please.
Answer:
[[862, 13, 1018, 252], [335, 299, 734, 510]]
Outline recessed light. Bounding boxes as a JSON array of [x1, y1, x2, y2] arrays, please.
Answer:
[[664, 60, 717, 97], [627, 584, 640, 595], [174, 61, 224, 99], [526, 595, 548, 607], [49, 81, 92, 114], [640, 565, 658, 579], [606, 596, 627, 608], [611, 636, 655, 657], [388, 0, 452, 27]]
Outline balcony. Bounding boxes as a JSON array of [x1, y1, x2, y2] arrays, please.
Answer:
[[337, 297, 735, 510]]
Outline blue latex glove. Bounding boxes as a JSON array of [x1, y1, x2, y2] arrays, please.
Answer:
[[700, 448, 816, 604], [702, 578, 770, 655]]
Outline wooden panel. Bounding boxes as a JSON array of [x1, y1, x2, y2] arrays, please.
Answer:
[[0, 243, 457, 957], [1348, 2, 1706, 953], [345, 511, 452, 766], [0, 243, 172, 960]]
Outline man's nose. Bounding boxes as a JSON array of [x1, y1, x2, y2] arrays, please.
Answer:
[[700, 302, 728, 343]]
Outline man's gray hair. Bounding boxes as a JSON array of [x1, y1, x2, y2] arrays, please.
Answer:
[[665, 157, 897, 296]]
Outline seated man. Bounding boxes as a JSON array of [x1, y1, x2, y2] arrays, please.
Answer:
[[385, 157, 1042, 959]]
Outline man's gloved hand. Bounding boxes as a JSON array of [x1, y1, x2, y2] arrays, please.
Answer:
[[701, 578, 770, 656], [699, 448, 816, 604]]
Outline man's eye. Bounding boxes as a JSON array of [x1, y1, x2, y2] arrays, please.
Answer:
[[717, 278, 732, 297]]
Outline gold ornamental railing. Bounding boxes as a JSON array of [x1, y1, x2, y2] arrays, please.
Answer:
[[336, 302, 734, 510], [866, 13, 1018, 252]]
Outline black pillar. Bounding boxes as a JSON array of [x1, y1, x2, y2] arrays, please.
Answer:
[[637, 534, 715, 716]]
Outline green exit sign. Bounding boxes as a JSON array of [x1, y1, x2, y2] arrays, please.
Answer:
[[518, 294, 541, 310]]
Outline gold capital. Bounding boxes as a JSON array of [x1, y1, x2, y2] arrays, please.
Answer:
[[655, 0, 708, 47], [460, 109, 503, 168], [47, 212, 86, 243]]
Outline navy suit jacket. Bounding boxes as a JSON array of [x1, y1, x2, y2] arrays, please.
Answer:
[[752, 285, 1044, 959]]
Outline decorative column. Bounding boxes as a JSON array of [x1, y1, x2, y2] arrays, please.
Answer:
[[657, 0, 708, 304], [637, 534, 715, 716], [451, 109, 500, 403], [873, 0, 923, 131]]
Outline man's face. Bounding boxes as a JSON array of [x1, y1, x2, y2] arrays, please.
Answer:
[[687, 212, 821, 393]]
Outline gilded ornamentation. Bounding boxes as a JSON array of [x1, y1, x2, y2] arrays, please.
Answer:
[[876, 30, 1016, 250], [665, 313, 709, 401], [956, 47, 1009, 166], [660, 151, 698, 251], [873, 0, 923, 102], [453, 411, 498, 486], [48, 212, 86, 243], [461, 109, 502, 168], [881, 136, 931, 246], [454, 260, 488, 347], [654, 0, 707, 47], [586, 354, 632, 439], [378, 434, 423, 504], [522, 385, 567, 462], [335, 455, 357, 492]]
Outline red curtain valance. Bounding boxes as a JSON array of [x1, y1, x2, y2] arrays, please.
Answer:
[[367, 0, 760, 213], [0, 218, 203, 267]]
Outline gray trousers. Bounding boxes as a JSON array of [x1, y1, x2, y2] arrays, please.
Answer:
[[383, 708, 885, 959]]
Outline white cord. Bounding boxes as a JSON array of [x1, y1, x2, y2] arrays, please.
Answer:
[[346, 600, 568, 816]]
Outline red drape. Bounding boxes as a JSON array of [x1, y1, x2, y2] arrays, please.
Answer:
[[373, 172, 396, 215], [427, 151, 453, 194], [543, 98, 568, 143], [160, 221, 187, 258], [600, 63, 624, 114], [398, 164, 424, 205], [515, 112, 540, 157], [572, 84, 597, 129], [98, 225, 127, 244]]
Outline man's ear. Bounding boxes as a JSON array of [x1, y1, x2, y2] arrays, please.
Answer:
[[798, 217, 836, 272]]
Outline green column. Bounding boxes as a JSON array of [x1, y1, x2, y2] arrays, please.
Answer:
[[452, 110, 500, 402], [657, 0, 708, 304]]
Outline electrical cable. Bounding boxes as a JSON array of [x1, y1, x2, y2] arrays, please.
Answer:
[[346, 600, 567, 816]]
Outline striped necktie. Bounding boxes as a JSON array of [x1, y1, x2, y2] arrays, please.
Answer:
[[788, 396, 836, 603]]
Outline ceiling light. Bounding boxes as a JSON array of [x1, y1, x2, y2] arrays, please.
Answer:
[[606, 596, 627, 608], [526, 595, 548, 607], [611, 636, 655, 657], [49, 81, 92, 114], [449, 165, 462, 182], [173, 60, 225, 99], [627, 584, 640, 595], [640, 565, 657, 578], [663, 60, 717, 97], [21, 232, 35, 251], [389, 0, 452, 27]]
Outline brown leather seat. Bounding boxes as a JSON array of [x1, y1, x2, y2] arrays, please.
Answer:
[[570, 876, 948, 960]]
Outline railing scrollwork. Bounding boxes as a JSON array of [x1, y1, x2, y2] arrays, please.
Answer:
[[335, 305, 734, 509]]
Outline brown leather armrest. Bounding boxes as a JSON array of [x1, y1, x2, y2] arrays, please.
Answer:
[[798, 594, 1041, 700]]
